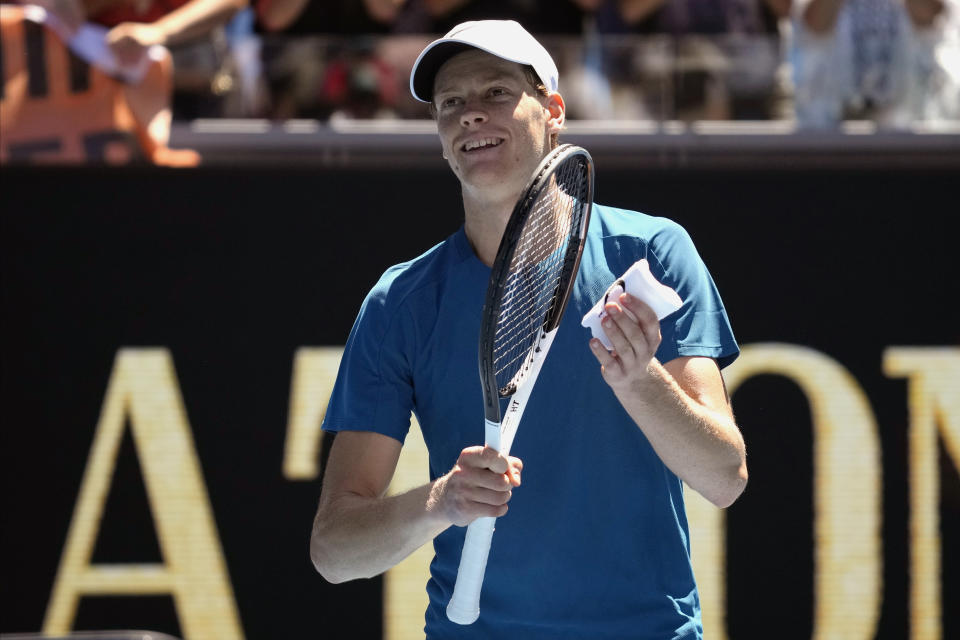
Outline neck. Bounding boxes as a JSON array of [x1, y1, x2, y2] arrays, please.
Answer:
[[462, 185, 519, 267]]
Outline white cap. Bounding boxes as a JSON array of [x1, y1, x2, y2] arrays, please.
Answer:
[[409, 20, 559, 103]]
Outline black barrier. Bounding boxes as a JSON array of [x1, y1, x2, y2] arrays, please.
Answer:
[[1, 165, 957, 640]]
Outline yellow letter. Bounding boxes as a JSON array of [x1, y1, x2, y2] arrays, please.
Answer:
[[383, 418, 432, 640], [44, 349, 244, 640], [283, 347, 344, 480], [281, 346, 430, 639], [723, 343, 882, 640], [685, 489, 726, 639], [884, 347, 960, 640]]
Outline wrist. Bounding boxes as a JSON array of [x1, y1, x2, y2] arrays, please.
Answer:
[[425, 475, 453, 526]]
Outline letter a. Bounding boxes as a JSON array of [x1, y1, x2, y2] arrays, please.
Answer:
[[44, 349, 244, 639]]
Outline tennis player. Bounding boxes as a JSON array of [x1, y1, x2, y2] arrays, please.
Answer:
[[311, 20, 747, 639]]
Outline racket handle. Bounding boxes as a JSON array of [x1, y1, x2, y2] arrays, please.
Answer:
[[446, 515, 496, 625]]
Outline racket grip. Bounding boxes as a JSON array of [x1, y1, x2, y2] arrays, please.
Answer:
[[446, 515, 497, 625]]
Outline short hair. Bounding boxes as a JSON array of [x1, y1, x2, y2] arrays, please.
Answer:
[[429, 64, 560, 149], [522, 66, 560, 150]]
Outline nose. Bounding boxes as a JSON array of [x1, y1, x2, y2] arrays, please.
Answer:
[[460, 102, 488, 128]]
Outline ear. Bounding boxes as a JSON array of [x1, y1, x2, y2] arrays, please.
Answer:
[[544, 92, 565, 134]]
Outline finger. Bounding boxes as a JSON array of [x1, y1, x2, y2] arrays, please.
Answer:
[[589, 337, 621, 365], [452, 456, 516, 491], [480, 446, 510, 474], [468, 467, 516, 491], [457, 445, 505, 467], [589, 336, 614, 361], [589, 338, 624, 379], [506, 456, 523, 485], [618, 292, 657, 324], [619, 293, 661, 348], [602, 304, 642, 362], [456, 445, 487, 467], [463, 486, 513, 507]]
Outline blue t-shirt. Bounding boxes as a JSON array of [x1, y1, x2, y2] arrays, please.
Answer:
[[322, 204, 738, 639]]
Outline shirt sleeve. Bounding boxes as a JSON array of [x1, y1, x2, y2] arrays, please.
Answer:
[[320, 274, 416, 443], [647, 220, 739, 370]]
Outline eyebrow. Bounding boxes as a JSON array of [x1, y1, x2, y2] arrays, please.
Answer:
[[434, 66, 524, 98]]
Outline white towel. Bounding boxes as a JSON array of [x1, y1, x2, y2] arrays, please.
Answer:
[[581, 259, 683, 349]]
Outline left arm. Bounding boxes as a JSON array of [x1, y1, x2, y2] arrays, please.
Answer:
[[106, 0, 248, 65], [588, 291, 748, 508]]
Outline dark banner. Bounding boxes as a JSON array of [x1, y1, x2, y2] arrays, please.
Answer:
[[1, 165, 957, 640]]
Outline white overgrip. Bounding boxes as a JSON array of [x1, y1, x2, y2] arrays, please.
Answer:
[[446, 515, 497, 624]]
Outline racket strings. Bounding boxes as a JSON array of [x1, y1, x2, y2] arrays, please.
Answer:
[[493, 160, 589, 394]]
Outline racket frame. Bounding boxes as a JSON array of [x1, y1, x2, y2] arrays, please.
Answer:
[[446, 144, 593, 625]]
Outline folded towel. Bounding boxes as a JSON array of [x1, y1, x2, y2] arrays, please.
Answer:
[[581, 259, 683, 349]]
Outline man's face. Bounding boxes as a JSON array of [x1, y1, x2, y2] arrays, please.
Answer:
[[432, 50, 560, 201]]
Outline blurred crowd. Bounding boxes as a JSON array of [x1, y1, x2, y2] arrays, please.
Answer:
[[156, 0, 960, 125], [1, 0, 959, 162]]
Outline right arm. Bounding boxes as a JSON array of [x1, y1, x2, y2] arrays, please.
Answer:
[[310, 430, 522, 583]]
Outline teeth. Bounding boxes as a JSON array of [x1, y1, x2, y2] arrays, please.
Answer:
[[464, 137, 501, 151]]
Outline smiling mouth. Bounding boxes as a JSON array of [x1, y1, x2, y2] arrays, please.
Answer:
[[462, 137, 504, 152]]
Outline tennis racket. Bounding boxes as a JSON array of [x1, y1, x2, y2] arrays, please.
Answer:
[[446, 144, 594, 625]]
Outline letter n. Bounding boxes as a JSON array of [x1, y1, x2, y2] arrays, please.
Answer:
[[884, 347, 960, 640], [43, 349, 244, 639]]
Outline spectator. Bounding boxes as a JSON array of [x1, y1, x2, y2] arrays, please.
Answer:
[[589, 0, 789, 120], [21, 0, 249, 61], [0, 3, 199, 165], [791, 0, 959, 128], [255, 0, 405, 34], [15, 0, 251, 118], [421, 0, 589, 34], [254, 1, 415, 119]]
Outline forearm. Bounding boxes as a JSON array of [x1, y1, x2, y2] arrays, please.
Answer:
[[310, 480, 450, 583], [618, 0, 668, 25], [256, 0, 308, 32], [801, 0, 846, 34], [618, 360, 747, 507], [152, 0, 248, 46]]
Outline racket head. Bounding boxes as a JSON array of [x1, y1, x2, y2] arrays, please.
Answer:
[[478, 144, 594, 420]]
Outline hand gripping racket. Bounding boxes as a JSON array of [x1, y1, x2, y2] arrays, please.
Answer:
[[446, 144, 594, 625]]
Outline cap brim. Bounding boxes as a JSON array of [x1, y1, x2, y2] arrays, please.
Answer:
[[410, 41, 475, 103]]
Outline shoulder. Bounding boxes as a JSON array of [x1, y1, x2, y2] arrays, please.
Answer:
[[590, 203, 689, 241], [586, 203, 709, 296], [366, 231, 466, 310], [354, 229, 480, 343]]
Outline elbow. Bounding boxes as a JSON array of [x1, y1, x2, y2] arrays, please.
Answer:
[[310, 531, 350, 584], [310, 513, 349, 583], [709, 462, 748, 509], [694, 456, 747, 508]]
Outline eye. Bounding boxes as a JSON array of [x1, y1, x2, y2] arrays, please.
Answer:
[[488, 87, 508, 98], [438, 96, 461, 109]]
